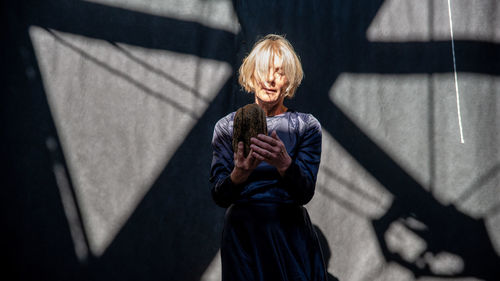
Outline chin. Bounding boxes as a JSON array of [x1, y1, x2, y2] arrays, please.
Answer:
[[258, 97, 278, 104], [257, 93, 280, 103]]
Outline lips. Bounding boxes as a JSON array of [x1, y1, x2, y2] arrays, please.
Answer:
[[263, 87, 277, 93]]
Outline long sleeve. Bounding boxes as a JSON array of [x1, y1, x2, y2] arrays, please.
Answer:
[[281, 115, 322, 205], [209, 112, 322, 207], [209, 116, 243, 208]]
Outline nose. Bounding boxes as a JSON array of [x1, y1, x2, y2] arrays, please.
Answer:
[[267, 70, 275, 84]]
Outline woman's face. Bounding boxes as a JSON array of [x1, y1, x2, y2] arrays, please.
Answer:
[[254, 56, 288, 106]]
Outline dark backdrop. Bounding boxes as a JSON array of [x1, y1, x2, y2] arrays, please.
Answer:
[[3, 0, 499, 280]]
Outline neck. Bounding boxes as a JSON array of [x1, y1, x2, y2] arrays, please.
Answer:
[[255, 98, 287, 117]]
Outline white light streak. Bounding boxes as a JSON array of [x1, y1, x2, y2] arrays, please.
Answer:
[[447, 0, 465, 144]]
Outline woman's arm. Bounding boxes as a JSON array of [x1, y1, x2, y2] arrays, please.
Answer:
[[282, 115, 322, 205], [209, 117, 261, 208], [250, 115, 322, 205], [209, 118, 238, 208]]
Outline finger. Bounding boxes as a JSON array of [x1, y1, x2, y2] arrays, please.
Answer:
[[252, 151, 265, 161], [251, 137, 275, 151], [245, 147, 256, 161], [270, 131, 286, 154], [252, 141, 282, 155], [271, 130, 282, 142], [250, 143, 274, 158], [271, 130, 278, 139], [256, 134, 279, 147], [237, 141, 244, 159], [248, 149, 262, 165]]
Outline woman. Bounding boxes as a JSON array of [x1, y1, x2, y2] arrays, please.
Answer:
[[210, 34, 327, 281]]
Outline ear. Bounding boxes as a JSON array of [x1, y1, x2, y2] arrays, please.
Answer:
[[283, 81, 291, 97]]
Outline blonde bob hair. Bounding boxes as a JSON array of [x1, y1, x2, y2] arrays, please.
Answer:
[[238, 34, 303, 98]]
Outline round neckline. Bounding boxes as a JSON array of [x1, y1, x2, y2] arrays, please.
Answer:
[[266, 111, 288, 118]]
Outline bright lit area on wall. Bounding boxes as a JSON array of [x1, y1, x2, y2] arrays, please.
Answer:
[[29, 24, 232, 257], [367, 0, 500, 42], [84, 0, 240, 34]]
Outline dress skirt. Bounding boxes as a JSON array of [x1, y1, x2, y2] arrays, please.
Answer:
[[221, 202, 328, 281]]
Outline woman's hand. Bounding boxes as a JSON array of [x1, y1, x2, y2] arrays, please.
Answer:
[[250, 130, 292, 176], [230, 141, 261, 185]]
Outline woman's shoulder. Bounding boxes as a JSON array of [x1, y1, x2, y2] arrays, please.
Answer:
[[287, 110, 321, 132], [293, 111, 320, 123], [213, 111, 236, 136], [215, 111, 236, 126]]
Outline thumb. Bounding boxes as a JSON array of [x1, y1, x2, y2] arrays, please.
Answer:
[[271, 130, 280, 140]]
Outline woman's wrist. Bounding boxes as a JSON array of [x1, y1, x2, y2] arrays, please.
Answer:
[[230, 167, 250, 185], [277, 157, 292, 177]]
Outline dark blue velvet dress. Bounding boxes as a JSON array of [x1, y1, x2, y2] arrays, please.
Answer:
[[210, 109, 327, 281]]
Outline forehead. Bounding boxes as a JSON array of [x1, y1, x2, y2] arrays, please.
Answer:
[[271, 55, 283, 68], [253, 45, 289, 76]]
